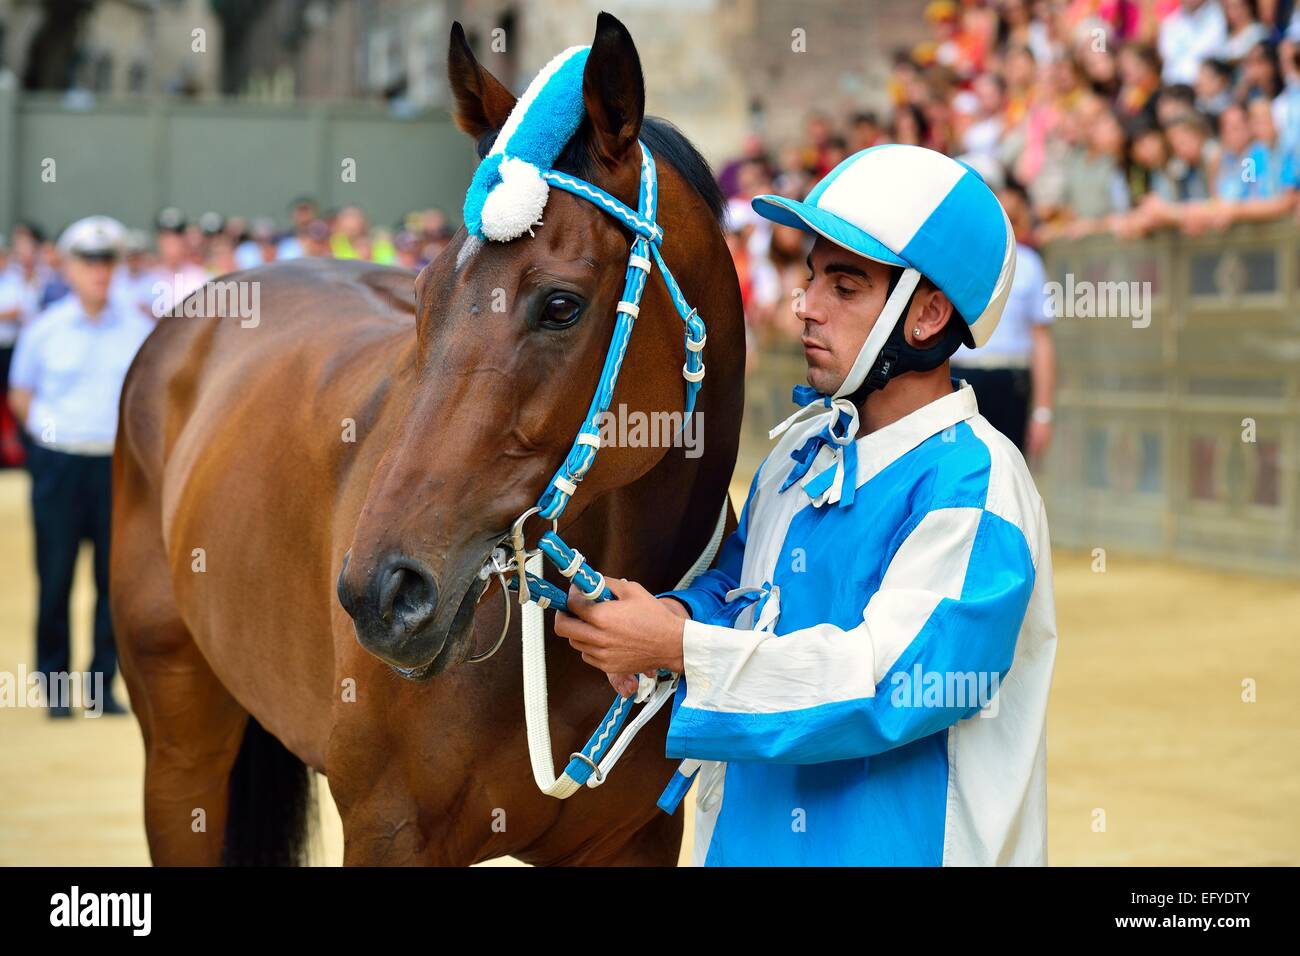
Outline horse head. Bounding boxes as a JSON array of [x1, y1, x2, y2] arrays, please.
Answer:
[[337, 13, 732, 678]]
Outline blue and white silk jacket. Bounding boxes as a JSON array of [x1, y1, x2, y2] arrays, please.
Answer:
[[661, 380, 1057, 866]]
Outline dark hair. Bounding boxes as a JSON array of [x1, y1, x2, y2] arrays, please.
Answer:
[[15, 220, 46, 244], [999, 179, 1031, 208], [893, 103, 930, 142], [1122, 41, 1162, 75], [1166, 110, 1212, 137], [1005, 43, 1036, 65], [1244, 41, 1281, 97], [1124, 116, 1163, 142], [983, 72, 1008, 95], [1201, 58, 1233, 83], [1122, 117, 1165, 193]]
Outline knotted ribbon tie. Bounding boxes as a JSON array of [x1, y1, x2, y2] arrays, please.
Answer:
[[768, 384, 860, 509], [723, 582, 781, 632]]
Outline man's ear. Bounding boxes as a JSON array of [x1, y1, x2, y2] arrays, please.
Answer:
[[582, 12, 645, 172], [911, 284, 956, 343], [447, 22, 517, 140]]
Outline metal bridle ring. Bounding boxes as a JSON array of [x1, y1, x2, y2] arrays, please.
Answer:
[[466, 572, 512, 664], [568, 750, 604, 786]]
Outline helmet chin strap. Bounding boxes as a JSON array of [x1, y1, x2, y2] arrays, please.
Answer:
[[833, 265, 968, 405], [832, 267, 921, 400]]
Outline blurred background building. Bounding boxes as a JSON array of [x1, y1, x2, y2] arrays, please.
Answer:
[[1, 1, 932, 156], [1, 0, 222, 95]]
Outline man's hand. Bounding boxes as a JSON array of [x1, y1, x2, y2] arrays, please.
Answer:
[[604, 597, 690, 697], [1026, 417, 1052, 459], [554, 578, 687, 690], [8, 388, 31, 427]]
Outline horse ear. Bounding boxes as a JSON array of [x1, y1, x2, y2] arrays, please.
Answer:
[[582, 12, 645, 172], [447, 21, 517, 140]]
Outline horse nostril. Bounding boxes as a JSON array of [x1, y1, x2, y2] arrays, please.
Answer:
[[377, 559, 438, 634]]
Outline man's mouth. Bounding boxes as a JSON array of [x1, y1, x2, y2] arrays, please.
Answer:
[[802, 337, 830, 358]]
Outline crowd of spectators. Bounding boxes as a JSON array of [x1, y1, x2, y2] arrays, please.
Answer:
[[0, 200, 454, 466], [0, 198, 452, 333], [719, 0, 1300, 339]]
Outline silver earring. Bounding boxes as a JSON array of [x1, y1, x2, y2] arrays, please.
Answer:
[[913, 327, 922, 338]]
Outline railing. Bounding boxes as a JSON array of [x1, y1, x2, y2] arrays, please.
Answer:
[[734, 221, 1300, 576]]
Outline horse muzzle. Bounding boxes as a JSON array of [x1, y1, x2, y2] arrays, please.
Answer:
[[337, 549, 477, 678]]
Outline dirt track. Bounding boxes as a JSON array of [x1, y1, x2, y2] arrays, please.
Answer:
[[1, 469, 1296, 865]]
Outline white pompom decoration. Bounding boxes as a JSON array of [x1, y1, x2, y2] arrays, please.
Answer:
[[480, 158, 550, 241]]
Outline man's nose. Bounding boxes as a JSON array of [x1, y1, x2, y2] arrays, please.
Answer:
[[795, 285, 823, 324]]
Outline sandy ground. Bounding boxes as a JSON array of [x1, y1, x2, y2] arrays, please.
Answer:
[[0, 468, 1296, 866]]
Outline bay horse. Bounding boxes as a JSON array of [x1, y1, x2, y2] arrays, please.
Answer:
[[110, 13, 743, 865]]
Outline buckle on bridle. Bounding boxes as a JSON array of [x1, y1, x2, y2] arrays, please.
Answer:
[[469, 507, 560, 665], [507, 507, 556, 606]]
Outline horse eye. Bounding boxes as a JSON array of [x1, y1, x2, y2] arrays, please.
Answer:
[[540, 293, 582, 330]]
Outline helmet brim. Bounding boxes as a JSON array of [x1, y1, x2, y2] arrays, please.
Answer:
[[751, 195, 908, 269]]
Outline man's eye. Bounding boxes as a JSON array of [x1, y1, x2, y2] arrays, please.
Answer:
[[835, 285, 853, 297], [540, 293, 583, 330]]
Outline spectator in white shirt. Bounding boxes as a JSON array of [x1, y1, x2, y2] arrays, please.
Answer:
[[1159, 0, 1230, 86], [951, 182, 1056, 456], [8, 216, 153, 717]]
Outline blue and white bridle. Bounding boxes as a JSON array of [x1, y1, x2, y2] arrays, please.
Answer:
[[471, 140, 726, 801], [507, 141, 707, 607]]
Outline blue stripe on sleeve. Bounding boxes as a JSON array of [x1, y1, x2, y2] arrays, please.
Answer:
[[665, 509, 1035, 764]]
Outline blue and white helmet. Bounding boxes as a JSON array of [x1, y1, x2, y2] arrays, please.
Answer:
[[752, 144, 1016, 398]]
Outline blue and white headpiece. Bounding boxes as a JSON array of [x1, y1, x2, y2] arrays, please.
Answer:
[[463, 45, 591, 241]]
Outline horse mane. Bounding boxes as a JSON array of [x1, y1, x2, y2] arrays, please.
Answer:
[[474, 115, 725, 225]]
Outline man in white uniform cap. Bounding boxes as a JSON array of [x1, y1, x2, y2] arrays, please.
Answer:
[[9, 216, 153, 717]]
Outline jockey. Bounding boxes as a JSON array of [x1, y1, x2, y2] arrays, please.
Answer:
[[555, 143, 1058, 866]]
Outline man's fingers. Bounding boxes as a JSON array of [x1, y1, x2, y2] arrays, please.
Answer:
[[609, 673, 639, 698], [565, 584, 597, 619], [604, 577, 649, 601], [579, 651, 611, 670], [553, 610, 603, 646], [553, 612, 614, 669]]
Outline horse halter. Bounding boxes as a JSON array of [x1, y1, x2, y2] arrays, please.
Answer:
[[471, 139, 726, 800], [489, 141, 707, 605]]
